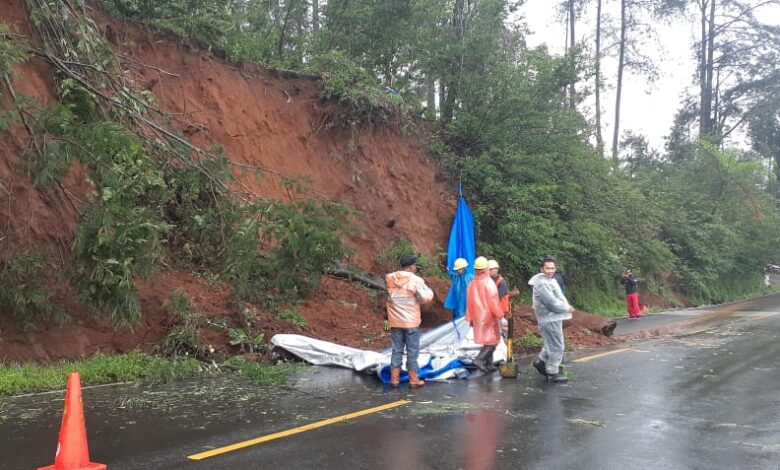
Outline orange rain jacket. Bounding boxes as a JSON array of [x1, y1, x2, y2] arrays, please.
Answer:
[[494, 275, 510, 314], [465, 270, 505, 346], [385, 271, 434, 328]]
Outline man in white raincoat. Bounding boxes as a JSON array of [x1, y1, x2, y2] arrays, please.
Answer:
[[528, 256, 574, 384]]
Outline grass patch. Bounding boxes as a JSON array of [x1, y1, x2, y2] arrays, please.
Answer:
[[568, 284, 626, 317], [689, 273, 776, 305], [514, 330, 543, 348], [225, 357, 305, 386], [277, 309, 308, 327], [0, 351, 202, 396]]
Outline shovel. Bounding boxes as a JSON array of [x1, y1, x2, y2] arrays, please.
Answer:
[[499, 306, 519, 379]]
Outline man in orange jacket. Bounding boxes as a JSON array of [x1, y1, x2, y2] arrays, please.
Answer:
[[385, 255, 434, 387], [488, 259, 520, 317], [465, 256, 505, 372]]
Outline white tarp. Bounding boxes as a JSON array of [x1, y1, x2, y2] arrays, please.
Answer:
[[271, 317, 506, 383]]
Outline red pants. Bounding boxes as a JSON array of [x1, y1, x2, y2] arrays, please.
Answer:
[[626, 293, 641, 317]]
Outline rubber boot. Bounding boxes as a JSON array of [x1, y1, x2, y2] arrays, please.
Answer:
[[546, 373, 568, 384], [409, 369, 425, 388], [390, 367, 400, 387], [472, 346, 491, 372], [532, 358, 548, 377], [484, 346, 497, 372]]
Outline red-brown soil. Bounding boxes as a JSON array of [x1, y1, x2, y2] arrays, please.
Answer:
[[0, 0, 626, 363]]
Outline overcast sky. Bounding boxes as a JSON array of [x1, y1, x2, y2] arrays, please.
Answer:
[[515, 1, 715, 152]]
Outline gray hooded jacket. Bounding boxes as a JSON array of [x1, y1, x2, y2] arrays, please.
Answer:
[[528, 273, 573, 324]]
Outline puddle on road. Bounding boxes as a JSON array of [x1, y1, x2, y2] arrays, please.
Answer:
[[733, 441, 780, 452], [504, 410, 537, 419], [568, 418, 606, 427], [668, 328, 744, 349], [1, 393, 62, 424]]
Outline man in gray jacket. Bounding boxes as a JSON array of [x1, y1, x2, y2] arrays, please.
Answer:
[[528, 257, 574, 384]]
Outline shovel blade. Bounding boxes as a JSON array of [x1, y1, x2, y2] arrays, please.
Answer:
[[499, 362, 519, 378]]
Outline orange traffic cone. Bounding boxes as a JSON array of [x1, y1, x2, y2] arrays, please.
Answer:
[[38, 372, 107, 470]]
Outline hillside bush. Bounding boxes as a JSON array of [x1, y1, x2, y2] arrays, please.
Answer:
[[374, 238, 446, 279], [224, 198, 353, 306], [305, 51, 403, 129], [161, 288, 210, 358], [0, 23, 26, 130], [0, 249, 63, 326], [0, 24, 27, 75]]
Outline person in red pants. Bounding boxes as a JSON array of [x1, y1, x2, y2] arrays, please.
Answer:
[[621, 269, 641, 318]]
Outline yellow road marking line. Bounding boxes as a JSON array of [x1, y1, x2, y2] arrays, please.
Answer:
[[187, 399, 412, 461], [572, 348, 631, 363]]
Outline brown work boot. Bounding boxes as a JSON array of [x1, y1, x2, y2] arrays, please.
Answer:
[[408, 369, 425, 388], [390, 367, 401, 387]]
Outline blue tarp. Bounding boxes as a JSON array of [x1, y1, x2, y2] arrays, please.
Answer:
[[444, 184, 475, 319], [376, 317, 479, 383], [272, 317, 507, 384]]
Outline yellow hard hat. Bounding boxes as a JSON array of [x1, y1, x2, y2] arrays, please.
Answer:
[[474, 256, 489, 270], [453, 258, 468, 271], [487, 259, 499, 269]]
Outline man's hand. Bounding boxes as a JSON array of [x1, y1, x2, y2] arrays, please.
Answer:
[[508, 288, 520, 297]]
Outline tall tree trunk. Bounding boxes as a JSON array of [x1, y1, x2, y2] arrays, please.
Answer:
[[312, 0, 319, 33], [440, 81, 452, 123], [594, 0, 604, 156], [774, 154, 780, 198], [612, 0, 627, 164], [698, 0, 712, 138], [442, 0, 466, 123], [568, 0, 576, 110], [277, 0, 297, 60], [703, 0, 716, 138], [426, 78, 437, 121]]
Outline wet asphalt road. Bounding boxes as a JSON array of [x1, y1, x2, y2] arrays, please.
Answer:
[[6, 295, 780, 469]]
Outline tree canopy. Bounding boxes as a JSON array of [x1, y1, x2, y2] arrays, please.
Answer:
[[100, 0, 780, 310]]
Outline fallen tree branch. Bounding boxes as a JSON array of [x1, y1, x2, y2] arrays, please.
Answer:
[[115, 52, 179, 77], [328, 266, 386, 291], [3, 74, 42, 158], [33, 49, 240, 198]]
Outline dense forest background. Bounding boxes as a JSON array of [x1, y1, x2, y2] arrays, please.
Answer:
[[2, 0, 779, 327]]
